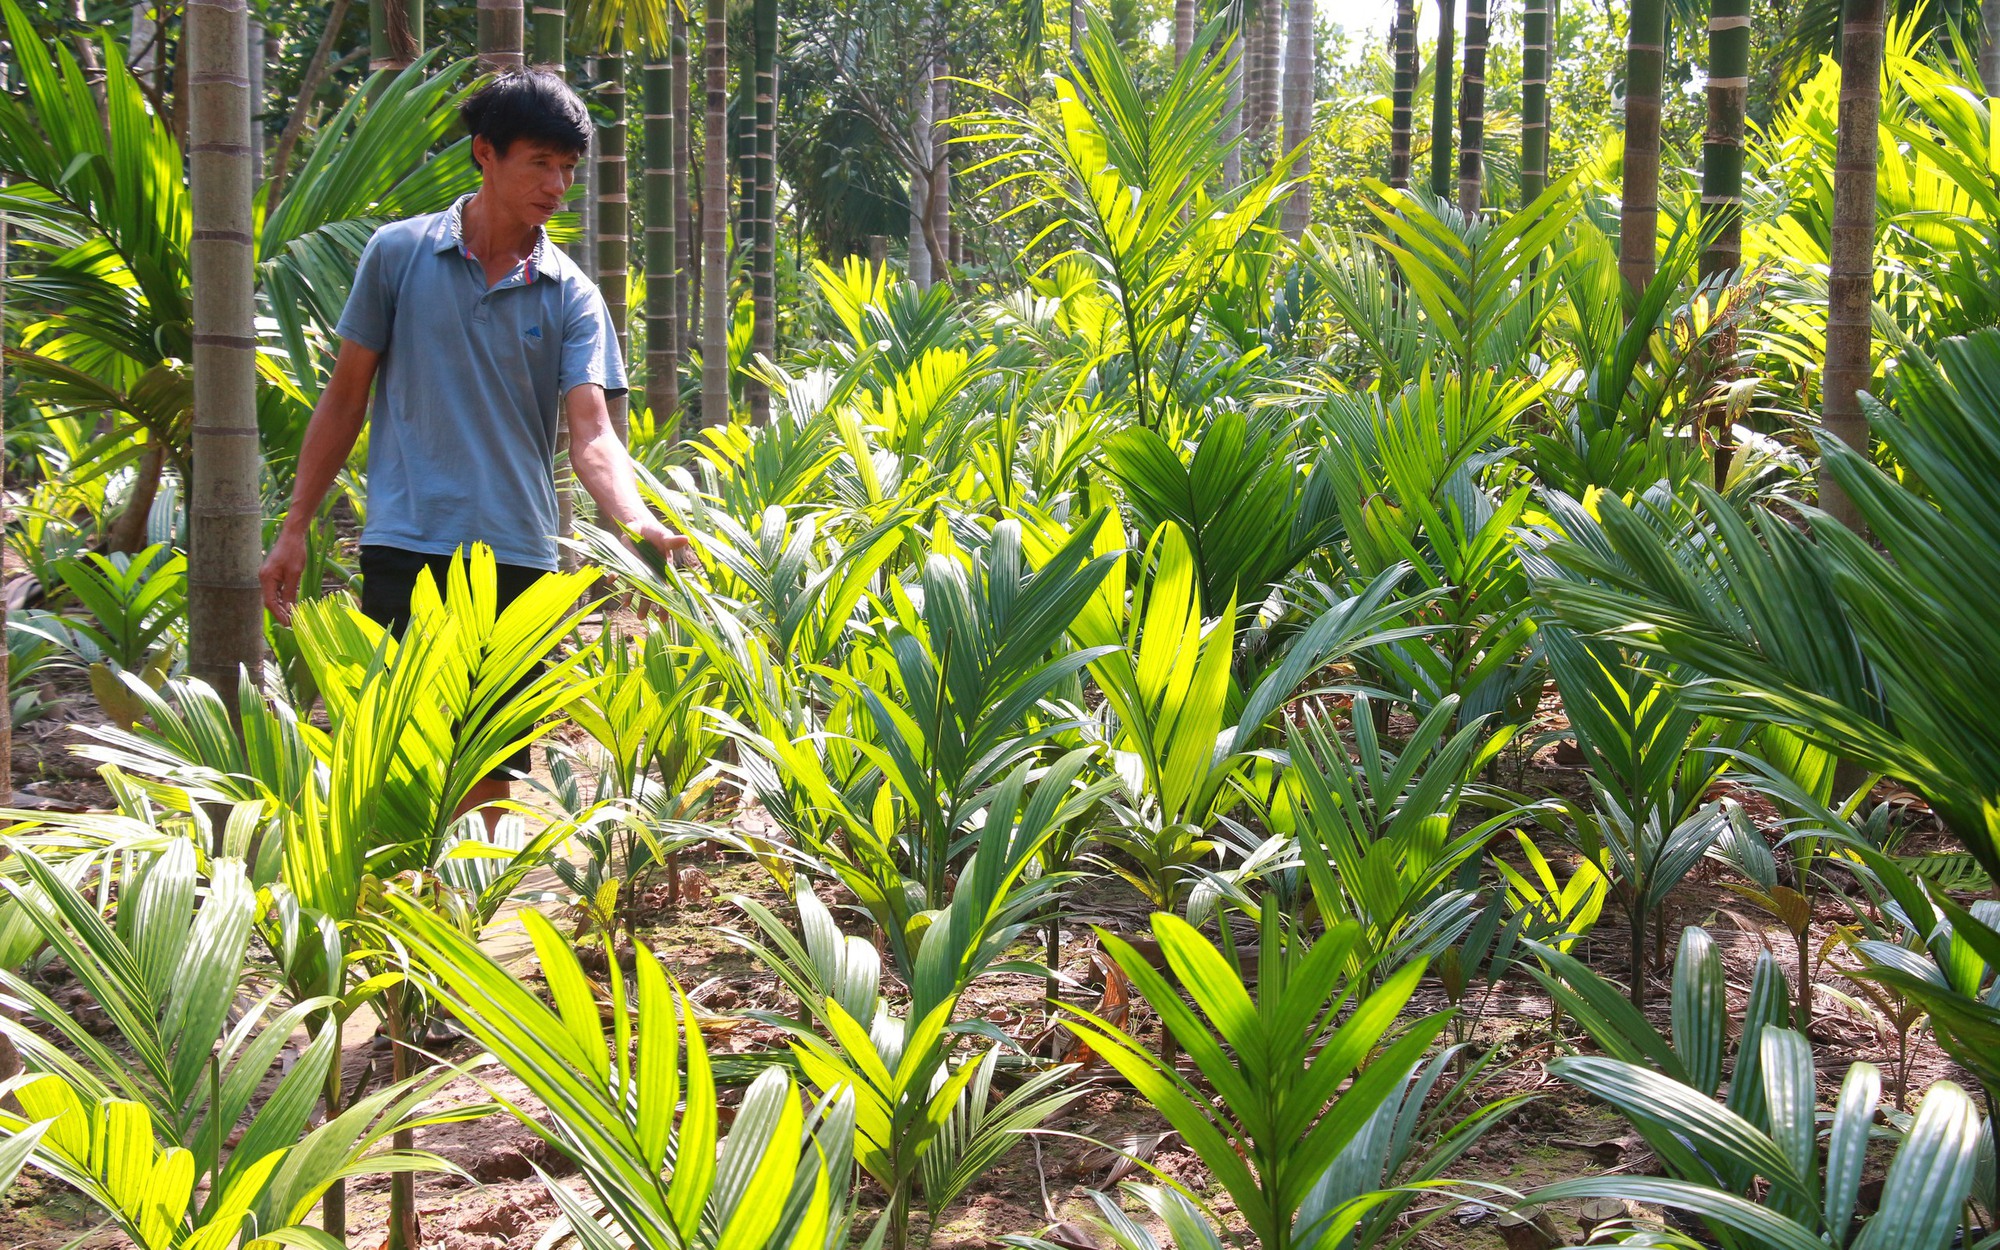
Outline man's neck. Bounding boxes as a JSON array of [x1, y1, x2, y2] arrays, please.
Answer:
[[460, 191, 538, 262]]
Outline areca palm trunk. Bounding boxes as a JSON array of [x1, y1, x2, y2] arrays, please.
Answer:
[[1388, 0, 1417, 188], [930, 63, 951, 283], [1280, 0, 1314, 236], [368, 0, 422, 75], [673, 0, 691, 369], [1430, 0, 1457, 198], [477, 0, 525, 72], [1819, 0, 1886, 535], [1520, 0, 1550, 203], [1699, 0, 1749, 280], [598, 37, 631, 443], [1619, 0, 1666, 294], [748, 0, 776, 423], [187, 0, 264, 697], [701, 0, 729, 427], [908, 52, 935, 289], [644, 50, 678, 430], [1174, 0, 1195, 64], [1985, 0, 2000, 94], [1258, 0, 1282, 153], [1455, 0, 1488, 213], [531, 0, 562, 63]]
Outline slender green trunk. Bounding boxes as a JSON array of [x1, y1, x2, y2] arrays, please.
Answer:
[[1456, 0, 1488, 213], [673, 0, 692, 370], [1619, 0, 1666, 295], [700, 0, 730, 427], [1388, 0, 1417, 188], [1429, 0, 1457, 198], [1629, 906, 1647, 1008], [643, 55, 679, 432], [188, 0, 264, 697], [368, 0, 422, 75], [386, 988, 417, 1250], [1280, 0, 1315, 236], [1701, 0, 1750, 486], [320, 1029, 347, 1238], [1818, 0, 1885, 534], [478, 0, 525, 72], [748, 0, 777, 423], [597, 36, 630, 444], [1520, 0, 1550, 203], [530, 0, 563, 63]]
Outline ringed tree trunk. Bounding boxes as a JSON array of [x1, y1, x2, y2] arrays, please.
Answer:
[[929, 62, 951, 284], [1818, 0, 1886, 535], [187, 0, 265, 699], [368, 0, 423, 76], [478, 0, 526, 72], [643, 47, 679, 431], [1701, 0, 1750, 486], [907, 50, 935, 289], [1429, 0, 1458, 199], [1456, 0, 1488, 213], [700, 0, 730, 427], [1280, 0, 1315, 236], [531, 0, 563, 63], [748, 0, 777, 423], [1619, 0, 1667, 295], [1258, 0, 1282, 153], [1520, 0, 1550, 203], [1984, 0, 2000, 94], [597, 37, 631, 443], [674, 0, 692, 370], [1174, 0, 1196, 64], [1388, 0, 1417, 188]]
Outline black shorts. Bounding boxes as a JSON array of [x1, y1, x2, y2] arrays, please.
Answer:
[[358, 546, 550, 780]]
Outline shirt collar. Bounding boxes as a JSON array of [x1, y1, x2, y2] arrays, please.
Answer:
[[436, 193, 550, 283]]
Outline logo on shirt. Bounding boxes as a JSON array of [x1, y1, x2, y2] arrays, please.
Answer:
[[524, 324, 543, 340]]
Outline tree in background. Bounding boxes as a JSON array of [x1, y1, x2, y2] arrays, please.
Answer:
[[1430, 0, 1456, 197], [701, 0, 727, 427], [1619, 0, 1666, 293], [1388, 0, 1416, 187], [1455, 0, 1488, 211], [1280, 0, 1314, 235], [188, 0, 263, 694], [749, 0, 777, 421], [478, 0, 524, 71], [643, 23, 678, 430], [1818, 0, 1886, 533], [1519, 0, 1549, 203]]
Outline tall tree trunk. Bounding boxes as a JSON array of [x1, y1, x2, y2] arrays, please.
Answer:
[[1429, 0, 1457, 198], [1699, 0, 1748, 280], [701, 0, 730, 427], [748, 0, 777, 423], [268, 0, 353, 204], [1174, 0, 1195, 64], [1456, 0, 1488, 213], [1069, 0, 1083, 56], [929, 62, 951, 283], [1258, 0, 1281, 154], [597, 38, 631, 443], [907, 49, 935, 289], [187, 0, 265, 698], [1619, 0, 1666, 294], [1984, 0, 2000, 93], [644, 51, 679, 432], [1223, 24, 1244, 186], [1520, 0, 1550, 203], [368, 0, 422, 76], [478, 0, 525, 71], [530, 0, 563, 62], [246, 19, 263, 175], [1818, 0, 1885, 534], [1388, 0, 1417, 188], [674, 0, 692, 370], [1280, 0, 1314, 236]]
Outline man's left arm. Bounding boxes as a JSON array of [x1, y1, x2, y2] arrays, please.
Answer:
[[565, 383, 691, 562]]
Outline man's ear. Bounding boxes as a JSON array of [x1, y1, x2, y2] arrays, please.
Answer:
[[471, 134, 495, 174]]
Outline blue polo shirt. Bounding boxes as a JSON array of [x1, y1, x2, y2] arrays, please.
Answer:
[[335, 194, 626, 572]]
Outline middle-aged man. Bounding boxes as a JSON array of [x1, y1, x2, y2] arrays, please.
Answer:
[[259, 69, 686, 830]]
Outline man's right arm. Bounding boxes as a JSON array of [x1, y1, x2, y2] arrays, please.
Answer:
[[259, 339, 381, 623]]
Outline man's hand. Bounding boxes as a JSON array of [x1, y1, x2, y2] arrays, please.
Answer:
[[261, 527, 309, 625], [624, 515, 700, 571]]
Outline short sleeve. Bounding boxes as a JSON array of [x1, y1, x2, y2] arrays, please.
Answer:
[[334, 228, 398, 352], [559, 275, 629, 397]]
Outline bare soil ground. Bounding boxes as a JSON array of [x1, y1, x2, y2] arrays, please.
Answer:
[[0, 682, 1978, 1249]]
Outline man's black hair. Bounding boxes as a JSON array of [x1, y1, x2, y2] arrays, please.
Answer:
[[460, 70, 590, 170]]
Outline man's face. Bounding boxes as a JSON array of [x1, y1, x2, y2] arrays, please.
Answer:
[[475, 137, 580, 227]]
